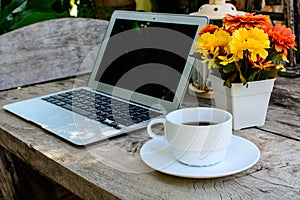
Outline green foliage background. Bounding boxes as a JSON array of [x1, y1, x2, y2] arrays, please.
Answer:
[[0, 0, 73, 34], [0, 0, 205, 35]]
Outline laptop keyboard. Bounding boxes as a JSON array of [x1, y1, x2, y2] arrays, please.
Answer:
[[42, 89, 162, 129]]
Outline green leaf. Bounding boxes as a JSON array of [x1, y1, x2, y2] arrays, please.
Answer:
[[0, 0, 26, 26], [248, 70, 260, 82], [26, 0, 58, 10], [224, 72, 237, 88], [149, 0, 159, 12], [10, 10, 69, 30], [235, 63, 247, 85], [278, 70, 297, 77], [224, 79, 231, 88], [222, 64, 235, 74]]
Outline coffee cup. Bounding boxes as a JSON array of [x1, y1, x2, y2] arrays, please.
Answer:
[[147, 107, 232, 166]]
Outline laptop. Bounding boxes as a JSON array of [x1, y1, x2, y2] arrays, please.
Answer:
[[3, 11, 208, 145]]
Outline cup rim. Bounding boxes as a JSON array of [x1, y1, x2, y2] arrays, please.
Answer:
[[166, 107, 232, 127]]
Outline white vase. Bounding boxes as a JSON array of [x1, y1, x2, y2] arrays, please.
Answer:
[[209, 74, 275, 130]]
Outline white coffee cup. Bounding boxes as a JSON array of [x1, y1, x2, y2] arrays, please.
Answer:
[[147, 107, 232, 166]]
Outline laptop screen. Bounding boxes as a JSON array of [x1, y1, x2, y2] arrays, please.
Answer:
[[94, 18, 198, 102]]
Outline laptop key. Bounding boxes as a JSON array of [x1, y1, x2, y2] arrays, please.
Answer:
[[43, 89, 161, 129], [132, 118, 143, 123], [96, 116, 106, 122], [115, 118, 134, 126], [42, 97, 57, 103], [87, 114, 97, 120], [61, 104, 90, 116], [55, 102, 66, 106]]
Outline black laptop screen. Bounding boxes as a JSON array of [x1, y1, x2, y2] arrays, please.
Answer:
[[94, 19, 198, 102]]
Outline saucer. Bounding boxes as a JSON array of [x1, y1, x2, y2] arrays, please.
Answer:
[[140, 135, 260, 178]]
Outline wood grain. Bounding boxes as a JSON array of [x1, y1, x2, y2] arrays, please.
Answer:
[[262, 77, 300, 140], [0, 18, 299, 198], [0, 18, 108, 91], [0, 148, 18, 200], [0, 76, 299, 199]]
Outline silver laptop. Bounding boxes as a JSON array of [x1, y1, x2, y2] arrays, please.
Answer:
[[3, 11, 208, 145]]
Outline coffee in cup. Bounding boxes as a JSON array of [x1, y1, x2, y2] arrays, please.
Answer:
[[147, 107, 232, 166]]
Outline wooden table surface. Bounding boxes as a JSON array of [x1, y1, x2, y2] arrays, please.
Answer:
[[0, 74, 299, 199]]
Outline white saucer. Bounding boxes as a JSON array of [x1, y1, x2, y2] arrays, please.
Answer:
[[140, 135, 260, 178]]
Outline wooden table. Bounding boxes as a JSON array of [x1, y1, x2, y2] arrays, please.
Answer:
[[0, 74, 299, 199]]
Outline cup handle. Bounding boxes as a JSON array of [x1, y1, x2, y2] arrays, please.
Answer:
[[147, 118, 166, 140]]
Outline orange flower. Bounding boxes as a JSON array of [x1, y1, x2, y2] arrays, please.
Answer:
[[194, 13, 297, 87], [198, 24, 219, 35], [224, 13, 270, 32], [249, 55, 273, 70], [265, 24, 297, 61]]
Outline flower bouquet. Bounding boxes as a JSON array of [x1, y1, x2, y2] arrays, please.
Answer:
[[193, 13, 297, 130], [194, 13, 297, 88]]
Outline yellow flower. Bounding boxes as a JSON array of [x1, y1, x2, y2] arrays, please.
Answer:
[[193, 13, 296, 87], [218, 53, 235, 66], [196, 29, 231, 51], [200, 47, 220, 69], [230, 28, 270, 62], [195, 29, 231, 69]]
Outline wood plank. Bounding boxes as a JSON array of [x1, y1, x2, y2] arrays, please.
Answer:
[[0, 148, 81, 200], [0, 77, 299, 199], [0, 18, 108, 91], [261, 76, 300, 140], [0, 148, 18, 200]]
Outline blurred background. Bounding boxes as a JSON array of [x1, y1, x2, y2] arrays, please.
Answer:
[[0, 0, 299, 70]]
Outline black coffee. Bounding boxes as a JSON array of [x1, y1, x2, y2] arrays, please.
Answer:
[[182, 121, 217, 126]]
